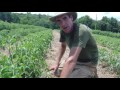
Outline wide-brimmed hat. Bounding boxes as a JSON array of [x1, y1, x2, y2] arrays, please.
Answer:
[[49, 12, 77, 22]]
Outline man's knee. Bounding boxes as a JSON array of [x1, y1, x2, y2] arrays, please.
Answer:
[[68, 65, 98, 78]]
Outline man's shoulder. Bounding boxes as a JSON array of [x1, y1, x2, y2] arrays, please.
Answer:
[[79, 24, 92, 31], [79, 24, 92, 35]]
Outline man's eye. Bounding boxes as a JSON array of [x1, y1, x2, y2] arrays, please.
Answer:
[[56, 20, 61, 24], [63, 17, 67, 20], [56, 20, 60, 22]]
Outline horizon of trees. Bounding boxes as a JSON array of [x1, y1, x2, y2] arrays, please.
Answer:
[[0, 12, 120, 33]]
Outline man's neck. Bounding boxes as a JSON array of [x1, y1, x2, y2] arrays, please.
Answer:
[[70, 23, 77, 33]]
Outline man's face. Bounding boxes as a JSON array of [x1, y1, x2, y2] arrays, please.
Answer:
[[55, 14, 73, 33]]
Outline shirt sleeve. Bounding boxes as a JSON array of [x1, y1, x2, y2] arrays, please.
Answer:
[[72, 27, 90, 48], [59, 30, 66, 42]]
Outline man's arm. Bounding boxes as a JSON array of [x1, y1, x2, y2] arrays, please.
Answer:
[[60, 46, 82, 78], [56, 42, 66, 65], [50, 42, 66, 74]]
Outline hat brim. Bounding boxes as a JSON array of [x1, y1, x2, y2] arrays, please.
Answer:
[[49, 12, 77, 22]]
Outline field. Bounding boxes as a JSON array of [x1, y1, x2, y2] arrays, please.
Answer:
[[0, 20, 120, 78], [0, 21, 52, 78], [93, 30, 120, 77]]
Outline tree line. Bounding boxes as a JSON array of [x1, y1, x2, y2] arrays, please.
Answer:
[[0, 12, 120, 33], [0, 12, 59, 29], [77, 15, 120, 33]]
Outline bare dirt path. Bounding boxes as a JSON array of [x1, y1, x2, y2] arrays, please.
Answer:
[[46, 30, 118, 78], [0, 48, 10, 57]]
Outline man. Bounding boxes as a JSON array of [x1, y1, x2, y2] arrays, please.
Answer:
[[49, 12, 99, 78]]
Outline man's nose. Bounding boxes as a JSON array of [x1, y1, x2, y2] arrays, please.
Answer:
[[61, 21, 65, 26]]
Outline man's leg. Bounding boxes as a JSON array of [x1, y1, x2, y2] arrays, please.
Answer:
[[68, 64, 98, 78]]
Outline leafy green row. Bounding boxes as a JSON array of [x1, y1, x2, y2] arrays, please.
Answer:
[[93, 33, 120, 77], [0, 24, 48, 49], [93, 34, 120, 52], [0, 30, 52, 78], [0, 20, 41, 31], [92, 30, 120, 38], [99, 48, 120, 77]]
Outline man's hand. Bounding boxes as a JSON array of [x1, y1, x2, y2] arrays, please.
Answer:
[[49, 64, 59, 76]]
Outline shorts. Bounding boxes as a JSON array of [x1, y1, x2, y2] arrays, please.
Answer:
[[67, 62, 98, 78]]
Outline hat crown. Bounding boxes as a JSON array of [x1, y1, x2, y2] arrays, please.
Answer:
[[54, 12, 67, 16], [50, 12, 77, 22]]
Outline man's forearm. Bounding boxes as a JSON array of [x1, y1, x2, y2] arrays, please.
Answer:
[[56, 43, 66, 65], [60, 47, 82, 78], [60, 57, 76, 78]]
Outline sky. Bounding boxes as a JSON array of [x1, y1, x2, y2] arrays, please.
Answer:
[[15, 12, 120, 21]]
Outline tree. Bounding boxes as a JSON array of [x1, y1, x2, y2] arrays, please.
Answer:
[[11, 13, 20, 23], [77, 15, 93, 28], [102, 16, 110, 23], [0, 12, 12, 22], [110, 17, 119, 32]]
